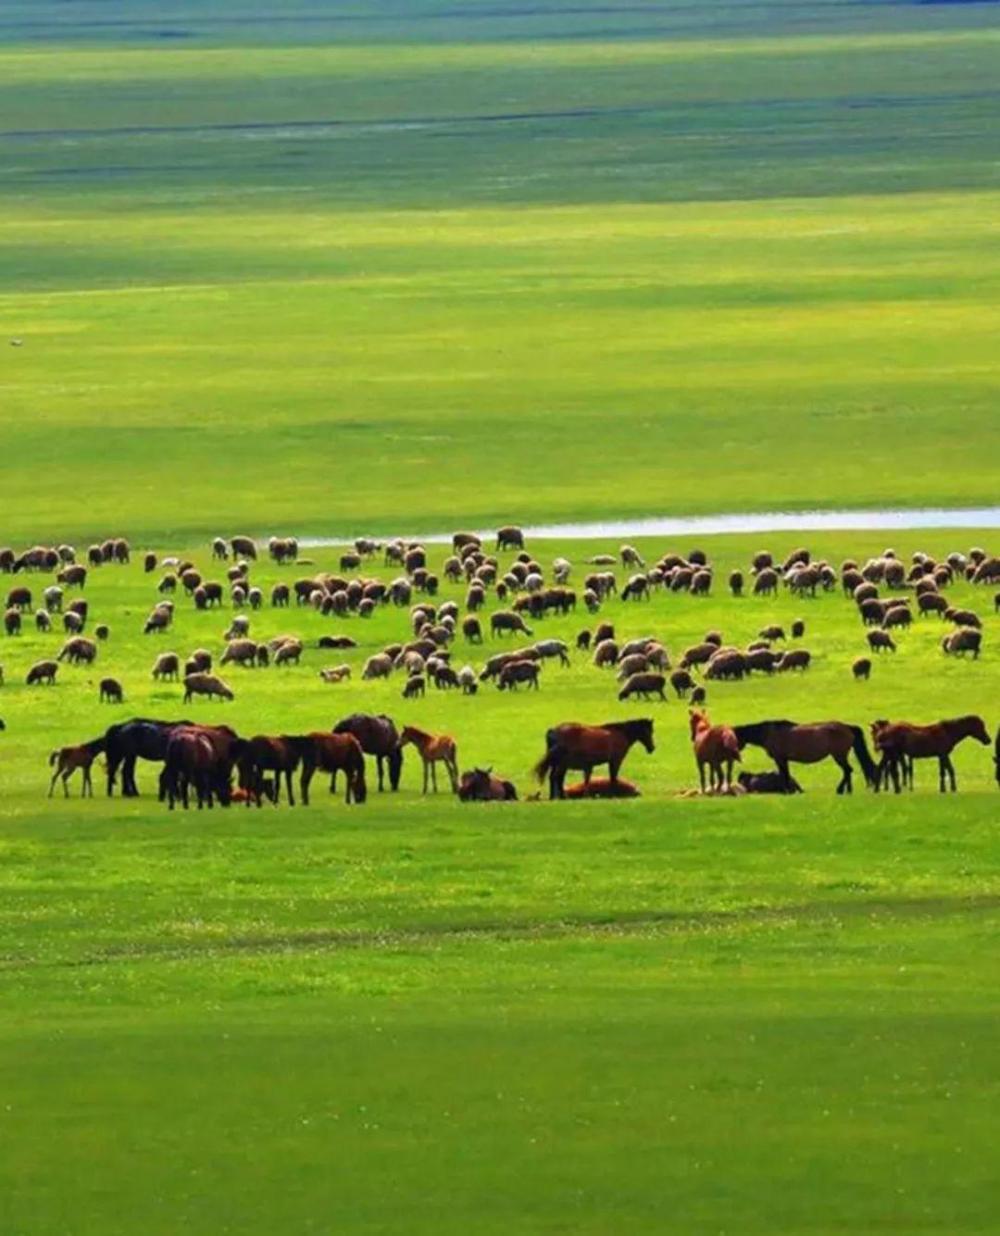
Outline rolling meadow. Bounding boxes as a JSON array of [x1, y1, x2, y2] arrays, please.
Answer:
[[1, 3, 999, 1232]]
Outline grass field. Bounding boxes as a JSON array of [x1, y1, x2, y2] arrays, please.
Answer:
[[1, 528, 999, 1233], [3, 1, 1000, 1230]]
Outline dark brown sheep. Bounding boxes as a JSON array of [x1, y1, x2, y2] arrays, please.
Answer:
[[776, 649, 811, 672], [152, 652, 181, 681], [183, 672, 235, 702], [58, 637, 97, 665], [867, 630, 896, 654], [618, 672, 666, 702], [99, 678, 124, 703], [942, 628, 982, 658], [852, 657, 872, 681], [26, 660, 58, 686]]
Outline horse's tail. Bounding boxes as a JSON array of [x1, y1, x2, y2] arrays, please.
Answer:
[[48, 749, 59, 767], [849, 725, 879, 787], [723, 731, 742, 762], [533, 748, 554, 784]]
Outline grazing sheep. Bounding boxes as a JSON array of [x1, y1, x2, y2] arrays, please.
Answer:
[[183, 672, 234, 703], [918, 592, 948, 617], [95, 624, 109, 641], [753, 568, 778, 596], [945, 607, 982, 629], [143, 607, 171, 635], [99, 677, 123, 703], [883, 605, 912, 630], [220, 638, 259, 668], [705, 651, 747, 681], [576, 629, 592, 651], [26, 660, 58, 686], [152, 652, 181, 681], [457, 665, 478, 695], [616, 653, 650, 681], [273, 638, 303, 666], [759, 625, 785, 642], [461, 615, 483, 644], [669, 670, 695, 698], [4, 608, 20, 636], [690, 685, 706, 706], [690, 569, 712, 596], [63, 610, 84, 634], [867, 630, 896, 654], [490, 610, 533, 638], [852, 657, 872, 681], [43, 585, 63, 613], [592, 639, 619, 668], [942, 628, 982, 658], [497, 660, 540, 691], [678, 642, 716, 671], [34, 609, 50, 632], [224, 615, 250, 641], [362, 653, 394, 680], [729, 570, 744, 597], [402, 674, 426, 699], [6, 587, 31, 611], [618, 672, 666, 702], [745, 648, 779, 674], [645, 642, 670, 670], [776, 650, 811, 672], [791, 619, 805, 640], [533, 638, 570, 667], [58, 637, 97, 665]]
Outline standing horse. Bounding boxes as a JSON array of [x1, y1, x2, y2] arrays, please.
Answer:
[[733, 718, 877, 794], [104, 717, 193, 797], [533, 718, 654, 800], [295, 733, 367, 805], [48, 737, 105, 797], [689, 710, 741, 792], [333, 713, 402, 792], [162, 726, 219, 810], [872, 715, 990, 793], [398, 726, 459, 794], [237, 735, 302, 806]]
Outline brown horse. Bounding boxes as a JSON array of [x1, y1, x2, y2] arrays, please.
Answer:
[[398, 725, 459, 794], [733, 719, 878, 794], [689, 710, 741, 792], [295, 733, 367, 805], [458, 767, 518, 801], [48, 736, 105, 797], [163, 726, 219, 810], [237, 735, 302, 806], [872, 714, 990, 793], [533, 718, 654, 800]]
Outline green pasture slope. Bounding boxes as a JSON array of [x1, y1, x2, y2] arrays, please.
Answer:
[[1, 1, 1000, 1232], [1, 528, 999, 1234], [1, 1, 1000, 537]]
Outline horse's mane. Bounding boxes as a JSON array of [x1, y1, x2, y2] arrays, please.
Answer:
[[598, 718, 652, 734]]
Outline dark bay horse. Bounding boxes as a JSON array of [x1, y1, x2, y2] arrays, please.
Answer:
[[733, 719, 877, 795], [104, 717, 193, 797], [295, 733, 367, 805], [872, 715, 990, 792], [534, 718, 654, 800], [458, 767, 518, 801], [237, 735, 303, 806], [333, 713, 402, 792], [163, 726, 220, 810]]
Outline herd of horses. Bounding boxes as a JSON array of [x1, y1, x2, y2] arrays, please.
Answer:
[[44, 707, 998, 806]]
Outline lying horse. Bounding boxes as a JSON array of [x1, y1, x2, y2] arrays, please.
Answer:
[[733, 719, 877, 795], [872, 715, 990, 793], [534, 718, 654, 800], [458, 767, 518, 801], [562, 776, 640, 799]]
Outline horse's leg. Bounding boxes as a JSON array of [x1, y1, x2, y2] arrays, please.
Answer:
[[125, 756, 139, 798], [947, 756, 957, 792], [697, 758, 706, 793], [422, 759, 429, 794], [376, 755, 385, 793], [300, 764, 313, 807], [776, 757, 791, 793], [447, 758, 459, 793], [106, 753, 118, 797], [84, 766, 92, 797], [48, 767, 59, 798], [285, 766, 296, 807], [836, 756, 853, 795], [62, 769, 71, 798]]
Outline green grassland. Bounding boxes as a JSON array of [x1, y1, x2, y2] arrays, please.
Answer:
[[3, 1, 1000, 1230], [1, 528, 999, 1233], [1, 9, 1000, 538]]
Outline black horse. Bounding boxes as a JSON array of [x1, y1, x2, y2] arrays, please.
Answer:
[[332, 713, 403, 792], [104, 717, 194, 797]]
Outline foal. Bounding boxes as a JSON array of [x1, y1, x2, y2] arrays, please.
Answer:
[[398, 725, 459, 794], [48, 737, 105, 798], [689, 710, 741, 793]]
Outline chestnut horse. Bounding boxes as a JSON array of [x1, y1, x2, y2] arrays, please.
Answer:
[[872, 714, 990, 793], [688, 710, 741, 792], [398, 725, 459, 794], [295, 733, 367, 805], [48, 736, 105, 797], [533, 718, 654, 800], [732, 719, 877, 795]]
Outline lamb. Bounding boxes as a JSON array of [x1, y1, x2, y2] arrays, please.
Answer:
[[319, 665, 351, 684], [669, 669, 695, 698], [852, 657, 872, 681]]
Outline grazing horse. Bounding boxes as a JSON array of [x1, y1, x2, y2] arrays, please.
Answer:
[[162, 726, 219, 810], [398, 725, 459, 794], [333, 713, 402, 792], [458, 767, 518, 801], [534, 718, 654, 800], [104, 717, 194, 797], [872, 715, 990, 793], [294, 733, 367, 805], [237, 735, 302, 806], [48, 737, 105, 798], [732, 718, 877, 795], [689, 710, 741, 792]]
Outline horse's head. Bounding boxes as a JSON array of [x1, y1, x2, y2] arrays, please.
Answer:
[[636, 719, 655, 754], [967, 715, 992, 746], [688, 710, 707, 740]]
